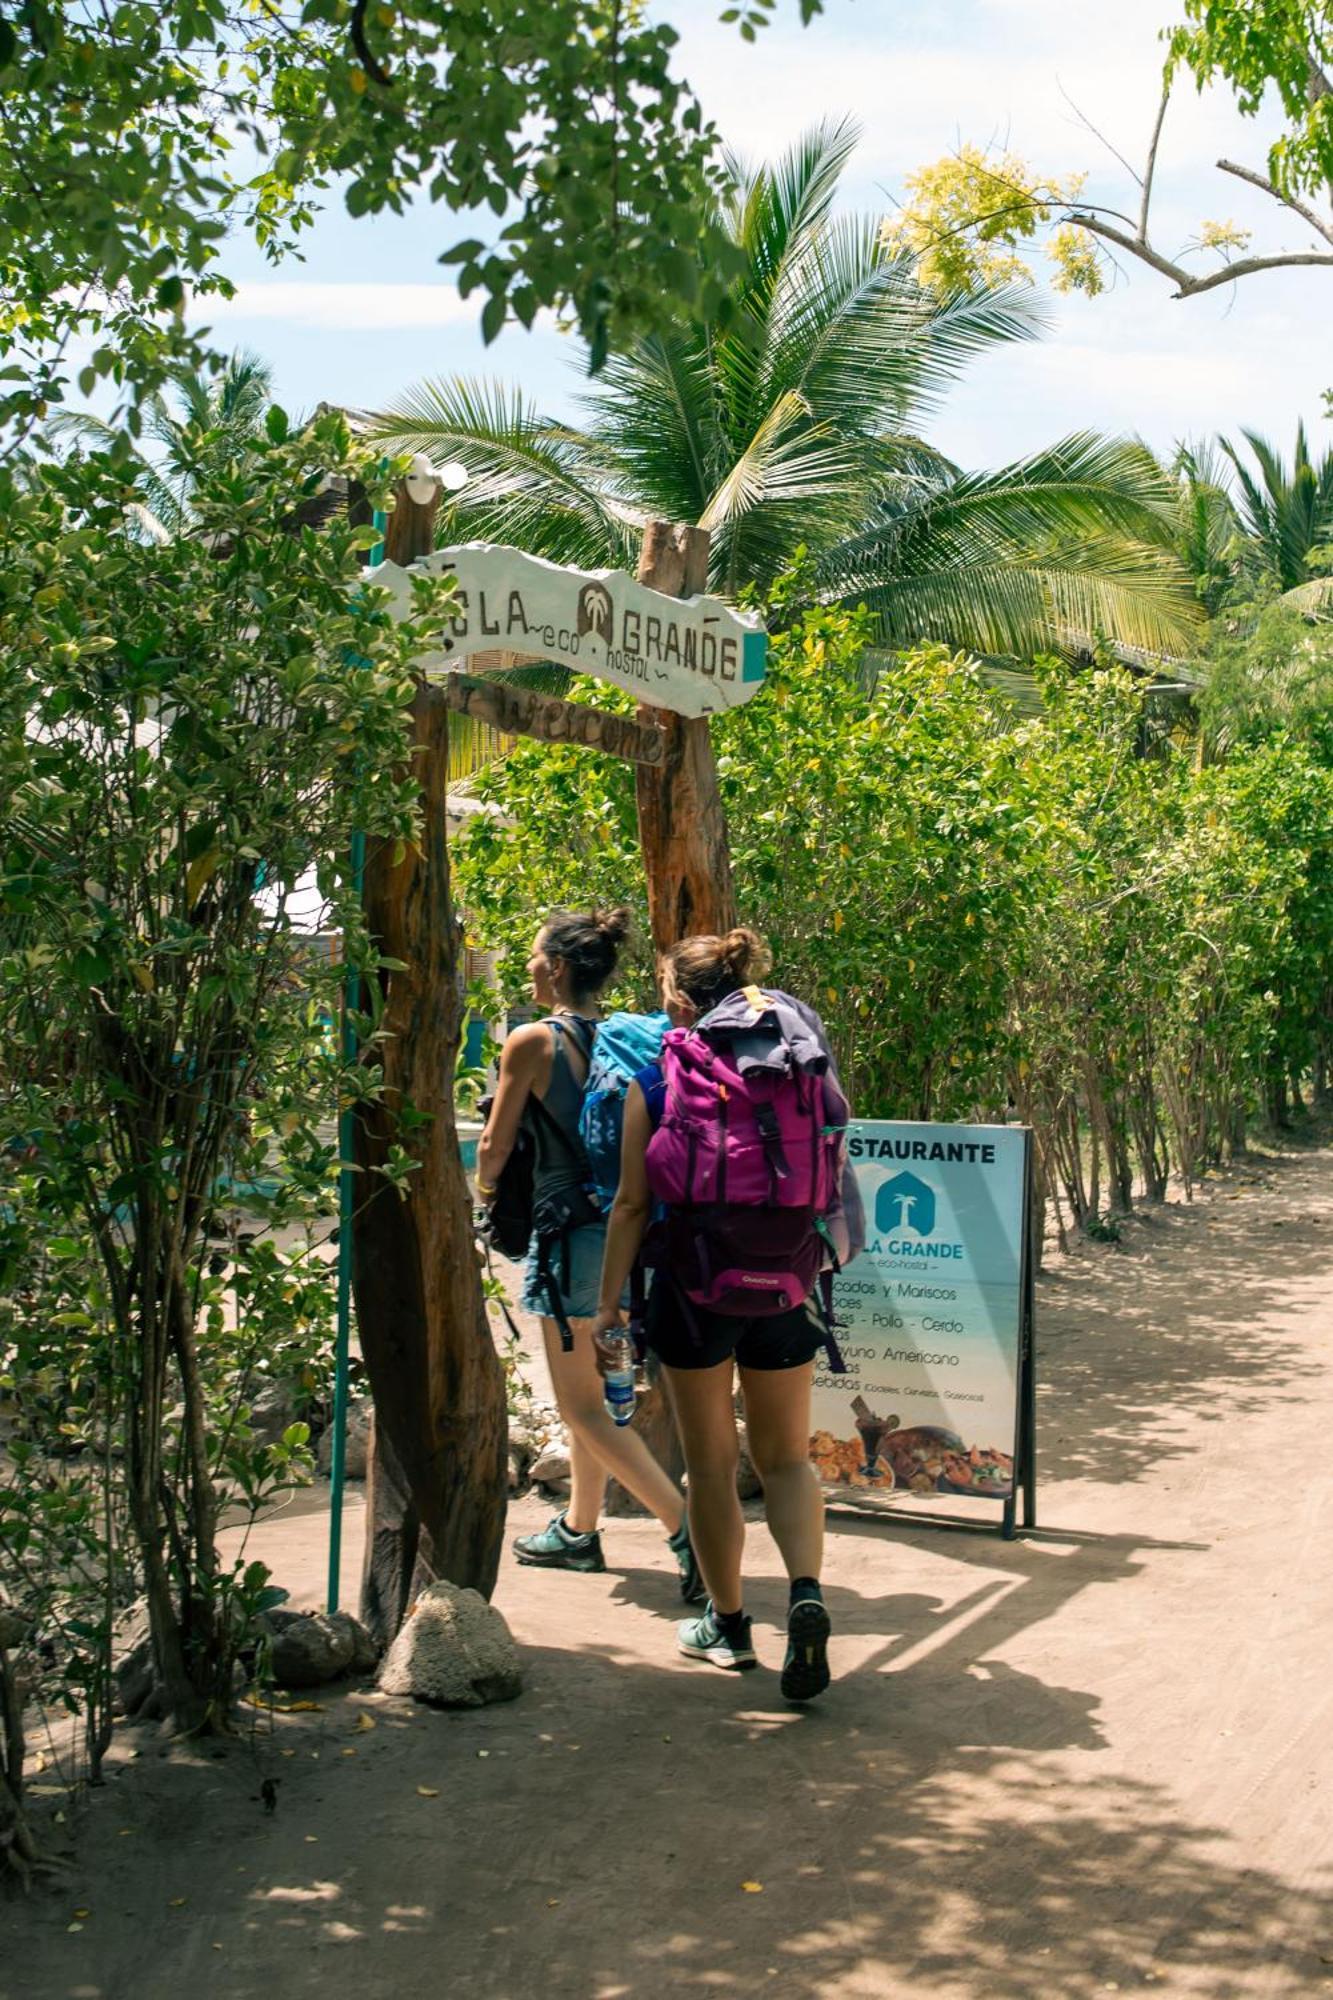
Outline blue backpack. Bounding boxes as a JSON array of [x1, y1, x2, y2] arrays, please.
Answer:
[[579, 1011, 670, 1204]]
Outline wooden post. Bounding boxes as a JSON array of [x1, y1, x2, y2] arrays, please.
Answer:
[[352, 475, 508, 1640], [634, 522, 738, 951]]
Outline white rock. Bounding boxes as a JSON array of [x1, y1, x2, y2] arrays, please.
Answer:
[[528, 1440, 571, 1492], [377, 1582, 522, 1708]]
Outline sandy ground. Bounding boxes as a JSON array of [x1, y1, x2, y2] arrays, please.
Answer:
[[7, 1145, 1333, 2000]]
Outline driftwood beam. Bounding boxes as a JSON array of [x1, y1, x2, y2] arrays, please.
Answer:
[[435, 671, 667, 766]]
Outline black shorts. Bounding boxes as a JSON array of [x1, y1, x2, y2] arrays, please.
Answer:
[[644, 1276, 826, 1373]]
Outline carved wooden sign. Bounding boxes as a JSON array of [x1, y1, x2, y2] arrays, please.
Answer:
[[369, 542, 767, 721]]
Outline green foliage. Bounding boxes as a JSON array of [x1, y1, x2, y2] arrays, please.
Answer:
[[0, 407, 446, 1733], [1203, 599, 1333, 755], [378, 123, 1198, 662], [1219, 423, 1333, 596], [0, 0, 829, 439], [457, 594, 1333, 1241], [1168, 1, 1333, 199]]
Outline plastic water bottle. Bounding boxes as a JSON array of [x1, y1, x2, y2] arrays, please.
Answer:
[[602, 1332, 636, 1426]]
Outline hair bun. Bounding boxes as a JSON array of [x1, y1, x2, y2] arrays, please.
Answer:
[[722, 927, 769, 979], [595, 906, 632, 947]]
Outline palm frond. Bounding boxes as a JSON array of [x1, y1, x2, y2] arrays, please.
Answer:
[[371, 376, 634, 569], [587, 332, 725, 524], [821, 434, 1199, 659]]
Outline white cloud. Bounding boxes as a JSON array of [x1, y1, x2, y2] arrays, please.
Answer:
[[194, 282, 476, 331], [673, 0, 1284, 201]]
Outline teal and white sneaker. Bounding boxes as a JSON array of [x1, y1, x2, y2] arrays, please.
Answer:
[[513, 1513, 607, 1573], [677, 1603, 757, 1671], [668, 1520, 706, 1605], [780, 1597, 831, 1702]]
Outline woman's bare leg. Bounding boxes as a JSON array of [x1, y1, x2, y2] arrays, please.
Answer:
[[738, 1360, 823, 1581], [663, 1360, 744, 1612], [539, 1317, 684, 1533]]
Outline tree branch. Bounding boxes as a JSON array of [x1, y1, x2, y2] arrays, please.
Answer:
[[1068, 208, 1333, 297], [350, 0, 392, 88], [1140, 88, 1171, 243], [1216, 156, 1333, 246], [1065, 211, 1193, 288]]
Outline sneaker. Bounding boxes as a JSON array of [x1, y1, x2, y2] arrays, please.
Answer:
[[668, 1520, 707, 1605], [780, 1597, 831, 1702], [512, 1512, 607, 1573], [677, 1603, 757, 1671]]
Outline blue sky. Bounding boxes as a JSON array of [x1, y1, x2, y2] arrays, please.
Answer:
[[194, 0, 1328, 470]]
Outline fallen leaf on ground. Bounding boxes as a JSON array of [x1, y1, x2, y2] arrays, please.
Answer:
[[341, 1748, 357, 1757], [547, 1899, 560, 1908], [305, 1835, 318, 1843], [741, 1882, 764, 1893], [417, 1786, 440, 1798], [354, 1713, 376, 1732], [73, 1908, 90, 1919], [67, 1924, 84, 1934], [477, 1750, 489, 1759], [169, 1897, 187, 1908]]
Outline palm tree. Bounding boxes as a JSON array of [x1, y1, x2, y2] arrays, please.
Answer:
[[373, 121, 1198, 662], [1219, 422, 1333, 598], [49, 350, 276, 538], [1169, 440, 1243, 617]]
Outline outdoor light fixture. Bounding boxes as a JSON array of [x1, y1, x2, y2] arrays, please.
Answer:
[[405, 452, 469, 504]]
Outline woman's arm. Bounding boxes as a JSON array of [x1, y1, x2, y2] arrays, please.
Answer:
[[476, 1023, 548, 1193], [591, 1081, 654, 1339]]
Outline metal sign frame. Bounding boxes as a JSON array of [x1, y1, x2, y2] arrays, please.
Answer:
[[815, 1122, 1038, 1543]]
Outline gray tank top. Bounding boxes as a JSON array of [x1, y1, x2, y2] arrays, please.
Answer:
[[527, 1015, 596, 1208]]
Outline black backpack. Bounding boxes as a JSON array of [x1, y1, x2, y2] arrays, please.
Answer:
[[477, 1018, 602, 1348]]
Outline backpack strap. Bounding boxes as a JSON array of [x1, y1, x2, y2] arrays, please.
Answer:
[[815, 1266, 848, 1375], [533, 1224, 578, 1352]]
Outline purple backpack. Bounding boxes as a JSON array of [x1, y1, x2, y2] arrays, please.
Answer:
[[644, 985, 851, 1327]]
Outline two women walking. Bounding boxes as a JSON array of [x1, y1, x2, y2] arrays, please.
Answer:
[[476, 910, 841, 1702]]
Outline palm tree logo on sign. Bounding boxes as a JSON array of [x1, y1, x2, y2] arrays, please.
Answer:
[[576, 581, 614, 653], [876, 1171, 935, 1238]]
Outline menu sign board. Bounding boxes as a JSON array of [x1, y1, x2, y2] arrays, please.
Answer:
[[810, 1121, 1031, 1513]]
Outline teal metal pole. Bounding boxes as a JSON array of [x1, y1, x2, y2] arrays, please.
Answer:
[[327, 509, 387, 1613]]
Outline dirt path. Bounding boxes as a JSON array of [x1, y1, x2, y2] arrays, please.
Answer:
[[8, 1148, 1333, 1999]]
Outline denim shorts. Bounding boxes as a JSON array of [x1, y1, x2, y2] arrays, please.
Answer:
[[520, 1221, 608, 1321]]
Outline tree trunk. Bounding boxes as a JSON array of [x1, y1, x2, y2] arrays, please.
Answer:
[[353, 677, 507, 1646], [1, 1616, 40, 1888], [633, 522, 737, 953], [623, 522, 739, 1488]]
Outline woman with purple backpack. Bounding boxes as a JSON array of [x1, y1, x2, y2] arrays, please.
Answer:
[[593, 927, 850, 1703], [475, 908, 702, 1601]]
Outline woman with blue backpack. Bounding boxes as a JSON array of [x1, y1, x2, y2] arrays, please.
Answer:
[[475, 908, 702, 1600], [593, 927, 854, 1703]]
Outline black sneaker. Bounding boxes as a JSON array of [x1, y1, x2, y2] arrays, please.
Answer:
[[513, 1513, 607, 1573], [668, 1520, 707, 1605], [780, 1597, 831, 1702]]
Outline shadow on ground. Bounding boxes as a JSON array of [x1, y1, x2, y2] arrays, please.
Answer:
[[1034, 1151, 1333, 1488], [14, 1523, 1328, 2000]]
